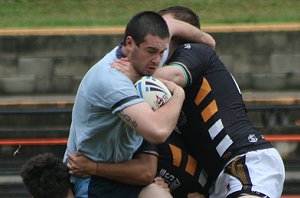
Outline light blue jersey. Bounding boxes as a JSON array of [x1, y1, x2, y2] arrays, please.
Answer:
[[64, 46, 144, 164]]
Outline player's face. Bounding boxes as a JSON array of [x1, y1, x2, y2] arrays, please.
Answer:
[[128, 34, 169, 76]]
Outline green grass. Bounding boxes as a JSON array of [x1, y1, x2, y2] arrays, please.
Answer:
[[0, 0, 299, 28]]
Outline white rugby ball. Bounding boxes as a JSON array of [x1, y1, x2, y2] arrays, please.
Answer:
[[135, 76, 171, 110]]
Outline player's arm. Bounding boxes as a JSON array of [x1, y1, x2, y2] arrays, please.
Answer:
[[119, 79, 185, 144], [67, 152, 157, 185], [154, 63, 190, 88], [164, 18, 216, 49]]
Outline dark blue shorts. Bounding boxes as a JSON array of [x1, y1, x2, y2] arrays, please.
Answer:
[[88, 176, 144, 198]]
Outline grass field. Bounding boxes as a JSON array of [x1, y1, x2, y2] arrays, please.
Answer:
[[0, 0, 299, 28]]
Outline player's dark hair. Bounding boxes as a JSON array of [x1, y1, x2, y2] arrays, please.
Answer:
[[20, 153, 71, 198], [124, 11, 170, 46], [158, 6, 201, 29]]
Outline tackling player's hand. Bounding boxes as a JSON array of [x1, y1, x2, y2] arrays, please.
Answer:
[[67, 152, 96, 177], [153, 177, 170, 192], [111, 57, 140, 83]]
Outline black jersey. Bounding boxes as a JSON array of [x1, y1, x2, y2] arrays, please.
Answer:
[[135, 131, 205, 198], [167, 43, 273, 192]]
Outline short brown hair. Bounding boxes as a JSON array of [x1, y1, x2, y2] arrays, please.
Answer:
[[158, 6, 201, 29]]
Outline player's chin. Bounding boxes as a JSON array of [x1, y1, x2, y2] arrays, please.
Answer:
[[144, 67, 157, 75]]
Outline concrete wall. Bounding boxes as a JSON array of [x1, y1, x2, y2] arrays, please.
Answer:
[[214, 31, 300, 91], [0, 30, 299, 94]]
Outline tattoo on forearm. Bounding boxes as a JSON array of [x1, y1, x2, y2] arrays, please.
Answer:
[[119, 111, 138, 129]]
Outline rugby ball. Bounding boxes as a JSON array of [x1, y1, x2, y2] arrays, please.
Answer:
[[135, 76, 171, 110]]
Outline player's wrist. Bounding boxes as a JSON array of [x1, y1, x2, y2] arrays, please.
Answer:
[[95, 163, 100, 176]]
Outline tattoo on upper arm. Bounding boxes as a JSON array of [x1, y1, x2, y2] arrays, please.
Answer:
[[119, 111, 138, 129]]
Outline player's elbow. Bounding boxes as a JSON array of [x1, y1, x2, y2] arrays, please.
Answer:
[[156, 131, 169, 143], [210, 39, 216, 49], [146, 128, 169, 144]]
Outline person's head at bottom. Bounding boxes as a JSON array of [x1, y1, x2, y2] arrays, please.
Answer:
[[20, 153, 74, 198]]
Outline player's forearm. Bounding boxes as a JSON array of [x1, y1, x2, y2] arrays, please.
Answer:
[[68, 152, 157, 185], [165, 18, 216, 49], [178, 27, 216, 49], [150, 83, 185, 142], [194, 31, 216, 49], [121, 81, 184, 144], [138, 84, 184, 143], [96, 160, 156, 185], [154, 66, 186, 88], [93, 154, 158, 185]]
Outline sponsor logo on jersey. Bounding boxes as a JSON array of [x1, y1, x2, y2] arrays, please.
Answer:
[[184, 43, 191, 49], [248, 134, 258, 143], [159, 168, 181, 191]]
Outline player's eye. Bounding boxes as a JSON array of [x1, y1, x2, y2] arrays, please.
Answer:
[[147, 48, 158, 54], [147, 50, 156, 54]]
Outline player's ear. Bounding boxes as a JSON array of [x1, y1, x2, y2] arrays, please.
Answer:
[[125, 36, 134, 48]]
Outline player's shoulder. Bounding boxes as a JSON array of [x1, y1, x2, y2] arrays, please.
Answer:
[[176, 43, 212, 53], [179, 43, 210, 48]]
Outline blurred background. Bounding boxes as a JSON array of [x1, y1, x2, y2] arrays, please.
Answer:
[[0, 0, 299, 197]]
